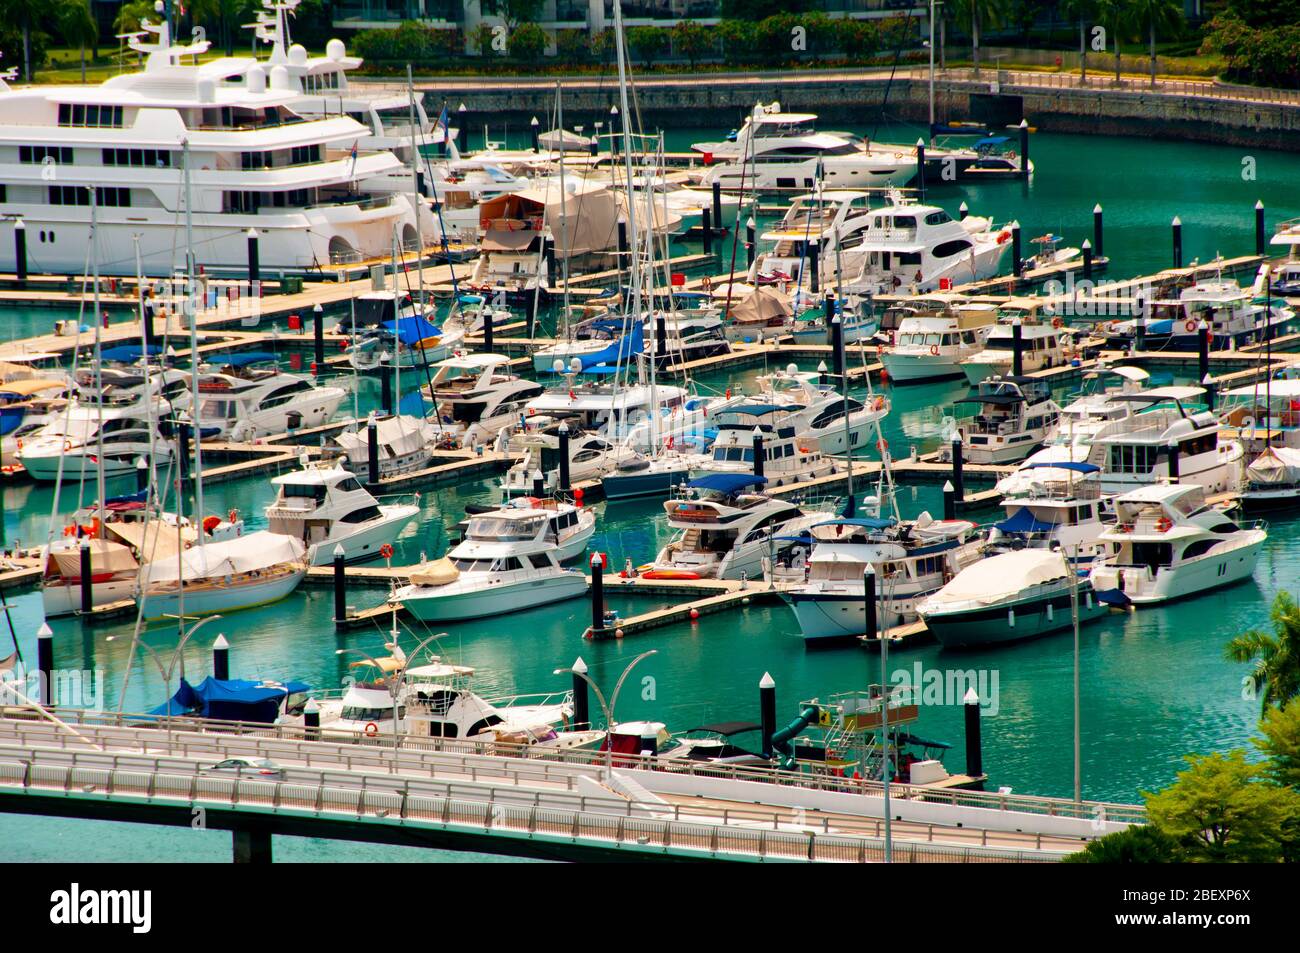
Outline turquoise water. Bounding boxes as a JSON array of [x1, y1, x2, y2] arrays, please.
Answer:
[[3, 125, 1299, 861]]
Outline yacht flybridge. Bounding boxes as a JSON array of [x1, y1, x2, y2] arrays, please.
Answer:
[[0, 16, 420, 276], [423, 353, 544, 443], [954, 376, 1060, 465], [691, 103, 917, 192]]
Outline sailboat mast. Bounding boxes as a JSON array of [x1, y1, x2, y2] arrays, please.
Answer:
[[612, 0, 641, 325], [90, 187, 107, 532], [183, 138, 207, 536], [556, 83, 572, 328], [407, 64, 423, 309]]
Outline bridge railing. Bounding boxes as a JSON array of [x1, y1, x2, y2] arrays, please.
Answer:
[[0, 750, 1063, 863], [0, 707, 1147, 824]]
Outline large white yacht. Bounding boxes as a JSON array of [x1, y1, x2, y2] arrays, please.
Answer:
[[265, 460, 419, 565], [0, 16, 420, 276], [780, 511, 982, 643], [1088, 484, 1266, 606], [879, 302, 998, 383], [643, 475, 833, 581], [691, 103, 917, 192], [181, 352, 346, 439], [986, 463, 1108, 566], [392, 508, 586, 622], [696, 414, 838, 488]]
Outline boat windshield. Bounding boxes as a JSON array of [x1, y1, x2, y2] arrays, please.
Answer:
[[467, 516, 543, 540]]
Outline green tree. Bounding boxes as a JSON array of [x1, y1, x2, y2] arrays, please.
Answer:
[[1060, 0, 1097, 83], [1227, 590, 1300, 711], [625, 26, 668, 70], [836, 18, 880, 64], [1062, 823, 1185, 862], [1145, 750, 1300, 862], [57, 0, 96, 81], [1129, 0, 1182, 86], [113, 0, 158, 37], [1199, 13, 1254, 79], [671, 20, 713, 70], [954, 0, 1011, 75], [1255, 696, 1300, 789], [508, 21, 547, 62], [1094, 0, 1130, 82], [0, 0, 56, 80], [554, 29, 591, 65], [715, 19, 756, 66]]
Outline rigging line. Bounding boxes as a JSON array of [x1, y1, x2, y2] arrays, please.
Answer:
[[871, 8, 921, 142]]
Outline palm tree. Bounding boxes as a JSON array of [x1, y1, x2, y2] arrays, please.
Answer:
[[1129, 0, 1183, 88], [1094, 0, 1130, 84], [1, 0, 44, 81], [947, 0, 1010, 77], [1227, 591, 1300, 713], [1060, 0, 1097, 85], [58, 0, 97, 82]]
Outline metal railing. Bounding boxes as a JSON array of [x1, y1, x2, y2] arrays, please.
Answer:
[[0, 744, 1069, 862], [0, 708, 1146, 824], [935, 68, 1300, 107]]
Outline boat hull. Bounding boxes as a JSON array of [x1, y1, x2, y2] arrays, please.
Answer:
[[42, 577, 139, 619], [1089, 533, 1265, 605], [783, 589, 915, 643], [879, 350, 967, 383], [601, 466, 693, 501], [921, 586, 1110, 649], [139, 567, 306, 620], [397, 573, 587, 622], [305, 504, 421, 566]]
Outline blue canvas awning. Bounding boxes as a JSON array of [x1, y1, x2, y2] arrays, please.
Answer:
[[1022, 461, 1100, 474], [724, 403, 803, 417], [382, 315, 442, 345], [580, 322, 644, 372], [148, 676, 310, 724], [101, 344, 162, 363], [687, 473, 768, 494], [207, 351, 279, 368], [813, 516, 897, 530], [994, 507, 1058, 534]]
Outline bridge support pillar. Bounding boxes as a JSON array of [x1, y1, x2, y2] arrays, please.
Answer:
[[233, 828, 272, 864]]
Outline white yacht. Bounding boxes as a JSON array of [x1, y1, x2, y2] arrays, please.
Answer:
[[18, 407, 174, 481], [265, 460, 419, 565], [746, 190, 874, 288], [955, 376, 1060, 465], [880, 303, 998, 383], [780, 512, 982, 643], [986, 463, 1108, 566], [961, 316, 1073, 385], [1218, 378, 1300, 511], [696, 417, 838, 489], [643, 475, 834, 581], [501, 424, 636, 496], [523, 376, 706, 452], [344, 296, 462, 371], [1084, 386, 1244, 495], [332, 414, 442, 479], [183, 352, 346, 439], [456, 496, 595, 563], [692, 103, 917, 192], [917, 549, 1108, 649], [0, 18, 419, 276], [423, 353, 543, 443], [737, 367, 891, 456], [392, 509, 586, 622], [1088, 484, 1266, 606]]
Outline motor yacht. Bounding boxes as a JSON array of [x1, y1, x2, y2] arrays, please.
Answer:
[[878, 302, 997, 383], [501, 424, 636, 496], [1088, 483, 1266, 606], [332, 414, 444, 479], [986, 462, 1108, 566], [392, 508, 587, 621], [422, 353, 544, 444], [954, 376, 1060, 465], [960, 313, 1073, 385], [456, 495, 595, 563], [181, 352, 346, 439]]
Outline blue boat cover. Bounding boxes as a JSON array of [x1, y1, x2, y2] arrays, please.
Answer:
[[994, 507, 1057, 534], [1146, 319, 1175, 335], [580, 322, 645, 372], [976, 136, 1010, 146], [148, 676, 310, 723], [101, 344, 162, 362], [1094, 588, 1131, 608], [1022, 461, 1100, 473], [382, 315, 442, 345], [208, 351, 279, 367], [687, 473, 768, 494], [812, 516, 897, 530]]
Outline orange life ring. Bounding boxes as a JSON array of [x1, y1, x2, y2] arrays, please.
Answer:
[[228, 509, 238, 524], [15, 437, 21, 450], [929, 344, 940, 356], [1156, 517, 1172, 533], [877, 438, 889, 452], [364, 722, 378, 737], [1185, 319, 1198, 333], [1052, 317, 1064, 329], [63, 440, 72, 452], [379, 543, 394, 559]]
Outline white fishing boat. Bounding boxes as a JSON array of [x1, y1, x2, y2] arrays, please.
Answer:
[[265, 459, 419, 566], [138, 530, 308, 619], [695, 420, 838, 488], [954, 376, 1060, 465], [181, 352, 346, 440], [501, 424, 636, 496], [392, 509, 586, 622], [1088, 484, 1266, 606], [917, 549, 1108, 649], [960, 316, 1073, 385], [879, 303, 998, 383], [17, 407, 174, 481], [779, 511, 982, 643], [643, 474, 834, 581]]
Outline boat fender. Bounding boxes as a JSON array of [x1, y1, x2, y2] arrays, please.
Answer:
[[1052, 317, 1064, 329], [877, 438, 888, 452], [228, 509, 238, 523]]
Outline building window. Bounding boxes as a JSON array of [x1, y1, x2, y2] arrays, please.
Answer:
[[20, 145, 73, 164], [57, 104, 124, 128]]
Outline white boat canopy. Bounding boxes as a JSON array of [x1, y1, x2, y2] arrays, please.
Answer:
[[142, 531, 304, 583], [929, 549, 1070, 607]]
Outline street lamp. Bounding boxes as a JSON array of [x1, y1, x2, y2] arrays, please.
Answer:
[[113, 613, 223, 716], [336, 629, 446, 756], [555, 649, 658, 771]]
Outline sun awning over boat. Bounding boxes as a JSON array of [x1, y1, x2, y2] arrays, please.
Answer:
[[1022, 461, 1100, 473], [102, 519, 196, 563], [47, 539, 139, 578], [580, 322, 645, 373], [729, 286, 792, 323], [382, 315, 442, 345], [928, 549, 1071, 608], [480, 230, 536, 252], [687, 474, 768, 494], [100, 344, 162, 363], [0, 378, 67, 397], [141, 531, 304, 584], [994, 507, 1059, 533], [812, 517, 897, 530]]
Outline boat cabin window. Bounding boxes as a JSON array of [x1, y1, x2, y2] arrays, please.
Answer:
[[497, 557, 523, 571], [913, 555, 946, 576], [933, 239, 973, 259], [1130, 541, 1173, 569], [339, 505, 382, 524], [1108, 445, 1160, 474], [467, 715, 504, 736], [336, 477, 363, 493], [281, 483, 327, 504], [713, 446, 755, 463], [1181, 540, 1218, 560], [451, 557, 495, 572], [261, 381, 314, 408], [340, 705, 400, 721], [527, 553, 553, 569]]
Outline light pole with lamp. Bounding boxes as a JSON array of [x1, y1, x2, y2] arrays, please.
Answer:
[[555, 650, 658, 771], [108, 615, 222, 743], [336, 630, 447, 755]]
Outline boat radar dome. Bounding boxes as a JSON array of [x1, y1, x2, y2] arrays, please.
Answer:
[[786, 362, 798, 376], [246, 65, 266, 93], [270, 65, 291, 90], [326, 38, 346, 61], [568, 356, 582, 373], [289, 44, 308, 66], [552, 359, 565, 374]]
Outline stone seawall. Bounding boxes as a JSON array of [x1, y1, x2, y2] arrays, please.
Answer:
[[410, 71, 1300, 149]]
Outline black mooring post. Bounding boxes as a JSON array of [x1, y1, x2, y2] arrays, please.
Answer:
[[863, 569, 878, 642], [656, 314, 667, 359], [759, 672, 776, 759], [1198, 321, 1210, 382], [1011, 320, 1024, 377], [964, 688, 983, 779], [1082, 239, 1093, 281], [1256, 200, 1266, 257], [304, 699, 321, 740], [333, 547, 347, 623], [712, 181, 723, 232], [366, 417, 380, 491], [1011, 223, 1022, 278], [950, 436, 965, 501], [702, 214, 713, 255], [558, 423, 571, 495], [1093, 203, 1104, 260], [1167, 440, 1180, 483], [482, 305, 494, 353], [14, 219, 27, 289], [752, 429, 765, 479], [212, 634, 230, 681], [915, 139, 926, 199], [37, 624, 53, 707], [379, 364, 393, 415], [830, 316, 844, 378], [79, 539, 93, 615], [246, 228, 260, 287], [1172, 216, 1183, 268], [589, 553, 605, 634], [313, 303, 324, 371], [808, 239, 820, 294], [943, 480, 956, 520], [571, 657, 590, 731], [745, 217, 756, 268]]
